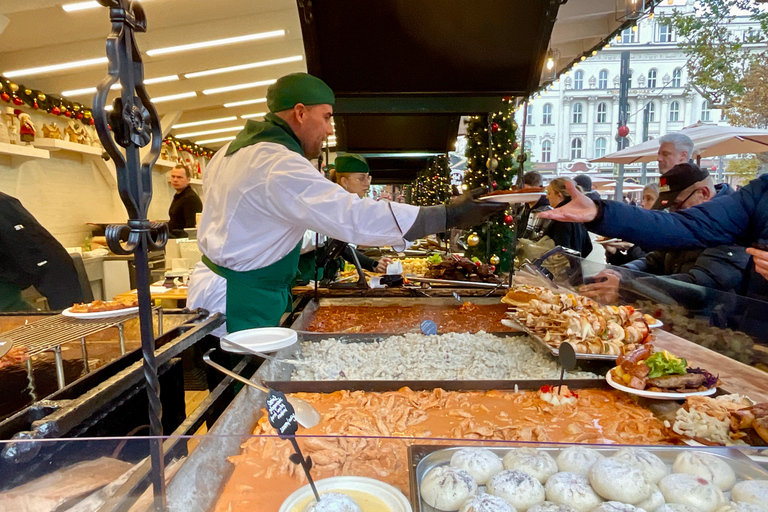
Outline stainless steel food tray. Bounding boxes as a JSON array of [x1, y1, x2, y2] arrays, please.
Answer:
[[408, 443, 768, 512], [503, 317, 619, 362], [406, 277, 510, 289], [291, 297, 513, 334]]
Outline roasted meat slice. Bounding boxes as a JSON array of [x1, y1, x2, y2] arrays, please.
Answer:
[[647, 373, 706, 389]]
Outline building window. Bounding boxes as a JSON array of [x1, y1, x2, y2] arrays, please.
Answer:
[[596, 102, 608, 123], [669, 101, 680, 122], [541, 140, 552, 162], [598, 70, 608, 90], [672, 68, 682, 88], [572, 102, 584, 124], [701, 101, 712, 122], [658, 24, 674, 42], [647, 69, 657, 89], [621, 27, 637, 44], [574, 70, 584, 90], [628, 69, 633, 89], [571, 138, 583, 159], [542, 103, 553, 124], [595, 137, 607, 158], [647, 102, 656, 122], [526, 105, 534, 125]]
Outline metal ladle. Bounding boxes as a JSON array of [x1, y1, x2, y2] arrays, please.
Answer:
[[202, 349, 321, 428]]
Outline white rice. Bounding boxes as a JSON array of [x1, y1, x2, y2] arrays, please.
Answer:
[[290, 332, 598, 381]]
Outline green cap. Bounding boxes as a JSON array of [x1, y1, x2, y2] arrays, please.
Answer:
[[266, 73, 336, 113], [334, 153, 369, 174]]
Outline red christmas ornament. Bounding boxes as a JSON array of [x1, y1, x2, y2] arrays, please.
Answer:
[[89, 118, 95, 126], [0, 92, 9, 102], [33, 100, 38, 109], [475, 260, 482, 266], [51, 106, 61, 115], [64, 110, 72, 118], [492, 181, 497, 188], [490, 265, 496, 272], [12, 96, 23, 106], [512, 141, 519, 151], [502, 248, 507, 252], [618, 125, 630, 138], [76, 112, 83, 120], [504, 214, 513, 225], [491, 123, 499, 133]]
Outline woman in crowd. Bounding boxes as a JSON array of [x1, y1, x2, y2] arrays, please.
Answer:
[[605, 183, 658, 265], [544, 178, 593, 258]]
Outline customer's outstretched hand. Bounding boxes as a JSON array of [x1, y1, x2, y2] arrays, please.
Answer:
[[538, 180, 598, 223]]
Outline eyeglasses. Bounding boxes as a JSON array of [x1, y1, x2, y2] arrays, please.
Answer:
[[348, 174, 371, 182], [667, 188, 700, 212]]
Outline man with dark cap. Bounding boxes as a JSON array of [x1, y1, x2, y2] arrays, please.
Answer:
[[188, 73, 505, 333], [573, 174, 601, 201]]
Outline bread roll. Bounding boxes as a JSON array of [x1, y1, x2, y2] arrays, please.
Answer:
[[673, 451, 736, 491], [731, 480, 768, 508], [503, 449, 558, 484], [588, 457, 654, 505], [487, 469, 546, 512], [658, 473, 725, 512], [529, 504, 579, 512], [556, 447, 605, 476], [613, 448, 669, 484], [716, 502, 768, 512], [544, 472, 603, 512], [421, 466, 478, 511], [459, 493, 516, 512], [451, 448, 504, 485], [588, 503, 647, 512]]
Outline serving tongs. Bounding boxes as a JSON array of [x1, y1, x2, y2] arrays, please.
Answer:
[[203, 349, 321, 428]]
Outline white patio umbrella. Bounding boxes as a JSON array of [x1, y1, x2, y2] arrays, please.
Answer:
[[591, 122, 768, 164]]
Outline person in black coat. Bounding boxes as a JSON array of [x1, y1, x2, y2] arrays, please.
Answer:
[[168, 165, 203, 238], [0, 192, 86, 311], [544, 178, 592, 258]]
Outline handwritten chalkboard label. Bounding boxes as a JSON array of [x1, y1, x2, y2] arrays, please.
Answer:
[[267, 390, 298, 437], [420, 320, 438, 335]]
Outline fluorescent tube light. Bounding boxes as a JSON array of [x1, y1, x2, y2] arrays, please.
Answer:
[[151, 91, 197, 103], [240, 112, 267, 119], [223, 97, 267, 108], [174, 126, 242, 138], [147, 30, 285, 57], [203, 79, 276, 96], [196, 136, 236, 144], [62, 75, 178, 97], [144, 74, 180, 85], [185, 55, 302, 79], [61, 1, 100, 12], [173, 116, 238, 129], [5, 57, 108, 78]]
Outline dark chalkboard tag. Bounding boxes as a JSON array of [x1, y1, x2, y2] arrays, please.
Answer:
[[420, 320, 438, 335], [266, 390, 298, 437], [556, 342, 577, 395]]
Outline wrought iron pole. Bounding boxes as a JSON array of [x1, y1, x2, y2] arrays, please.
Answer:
[[91, 1, 168, 510]]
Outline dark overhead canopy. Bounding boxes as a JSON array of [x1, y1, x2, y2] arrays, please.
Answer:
[[334, 114, 460, 154], [297, 0, 560, 112], [365, 155, 441, 185]]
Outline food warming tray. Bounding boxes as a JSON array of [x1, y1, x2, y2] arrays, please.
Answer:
[[502, 317, 620, 362], [408, 443, 768, 512]]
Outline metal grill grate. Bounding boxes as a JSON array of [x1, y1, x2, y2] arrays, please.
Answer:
[[0, 312, 141, 356]]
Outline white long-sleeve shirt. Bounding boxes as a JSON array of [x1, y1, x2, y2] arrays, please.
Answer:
[[187, 141, 419, 329]]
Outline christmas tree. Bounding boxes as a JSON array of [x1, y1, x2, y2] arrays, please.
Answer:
[[409, 155, 453, 206], [461, 98, 520, 272]]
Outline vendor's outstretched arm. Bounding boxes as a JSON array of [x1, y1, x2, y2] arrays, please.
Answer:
[[539, 178, 760, 252]]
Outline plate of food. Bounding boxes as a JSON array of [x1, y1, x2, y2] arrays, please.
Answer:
[[479, 187, 546, 204], [62, 299, 139, 319], [607, 344, 719, 399]]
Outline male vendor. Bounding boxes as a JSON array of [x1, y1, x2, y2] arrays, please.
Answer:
[[188, 73, 505, 333]]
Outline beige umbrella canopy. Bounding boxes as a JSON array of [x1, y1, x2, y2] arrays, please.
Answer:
[[591, 122, 768, 164]]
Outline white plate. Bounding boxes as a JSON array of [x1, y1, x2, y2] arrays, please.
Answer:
[[221, 327, 298, 354], [606, 370, 717, 399], [62, 306, 139, 319], [279, 476, 411, 512], [479, 192, 546, 203], [0, 338, 12, 359], [648, 319, 664, 329]]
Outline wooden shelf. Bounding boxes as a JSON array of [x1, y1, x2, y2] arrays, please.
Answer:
[[189, 178, 203, 186], [155, 159, 177, 168], [34, 138, 103, 156], [0, 141, 50, 159]]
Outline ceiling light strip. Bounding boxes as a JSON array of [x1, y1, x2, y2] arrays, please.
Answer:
[[62, 75, 179, 97], [223, 98, 267, 108], [174, 126, 242, 138], [147, 30, 285, 57], [61, 1, 101, 12], [151, 91, 197, 103], [185, 55, 303, 79], [173, 116, 239, 129], [196, 136, 236, 145], [203, 79, 276, 96], [144, 74, 179, 85], [240, 112, 267, 119], [5, 57, 108, 78]]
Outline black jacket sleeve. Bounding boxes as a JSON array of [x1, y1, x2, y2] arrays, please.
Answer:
[[666, 245, 750, 292], [183, 191, 203, 229], [340, 245, 378, 272]]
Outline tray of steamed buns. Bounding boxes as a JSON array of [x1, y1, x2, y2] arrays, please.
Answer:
[[410, 444, 768, 512]]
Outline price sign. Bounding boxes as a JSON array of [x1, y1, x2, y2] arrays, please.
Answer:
[[558, 342, 577, 371], [266, 390, 298, 437]]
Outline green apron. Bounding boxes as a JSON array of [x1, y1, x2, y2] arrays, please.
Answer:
[[295, 250, 322, 285], [199, 113, 312, 333], [0, 281, 32, 312], [202, 243, 301, 333]]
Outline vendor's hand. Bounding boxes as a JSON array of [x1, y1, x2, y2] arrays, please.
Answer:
[[538, 180, 598, 223], [579, 269, 621, 304], [445, 188, 507, 229], [746, 247, 768, 281], [375, 257, 394, 273]]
